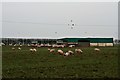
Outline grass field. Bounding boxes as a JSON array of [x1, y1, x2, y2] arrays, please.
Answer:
[[2, 46, 119, 78]]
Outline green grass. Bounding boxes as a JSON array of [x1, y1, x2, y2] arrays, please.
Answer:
[[2, 46, 119, 78]]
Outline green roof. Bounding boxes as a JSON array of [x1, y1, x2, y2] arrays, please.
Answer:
[[58, 38, 113, 43]]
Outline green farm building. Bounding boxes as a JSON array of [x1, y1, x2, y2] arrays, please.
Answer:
[[57, 38, 113, 47]]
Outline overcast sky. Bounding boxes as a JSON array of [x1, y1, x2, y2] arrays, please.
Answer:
[[2, 2, 118, 39]]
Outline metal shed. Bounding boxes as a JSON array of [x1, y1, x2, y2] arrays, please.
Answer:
[[57, 38, 113, 47]]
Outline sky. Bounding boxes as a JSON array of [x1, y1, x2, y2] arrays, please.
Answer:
[[1, 2, 118, 39]]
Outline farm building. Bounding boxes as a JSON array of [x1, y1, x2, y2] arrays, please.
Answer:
[[57, 38, 113, 47]]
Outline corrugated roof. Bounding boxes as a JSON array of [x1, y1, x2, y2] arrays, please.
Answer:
[[58, 38, 113, 43]]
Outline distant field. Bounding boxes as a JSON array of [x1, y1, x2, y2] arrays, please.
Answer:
[[2, 46, 119, 78]]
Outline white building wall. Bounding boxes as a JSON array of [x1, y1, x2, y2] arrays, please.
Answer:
[[90, 43, 98, 46], [105, 43, 114, 46], [98, 43, 106, 46], [90, 43, 113, 46]]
